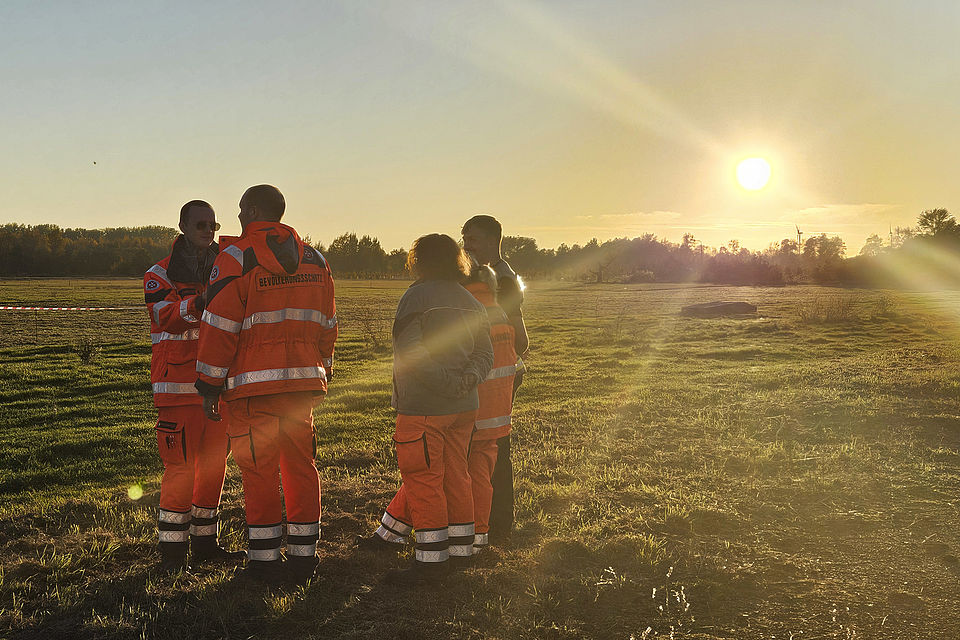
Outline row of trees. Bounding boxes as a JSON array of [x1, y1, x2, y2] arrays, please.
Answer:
[[1, 209, 957, 287], [0, 224, 177, 276]]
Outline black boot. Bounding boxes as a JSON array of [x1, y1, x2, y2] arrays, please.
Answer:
[[354, 533, 406, 554], [286, 554, 320, 584], [448, 553, 475, 571], [191, 535, 246, 564], [159, 541, 190, 574], [237, 559, 284, 586]]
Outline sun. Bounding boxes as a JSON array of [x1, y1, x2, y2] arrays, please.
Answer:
[[736, 157, 772, 191]]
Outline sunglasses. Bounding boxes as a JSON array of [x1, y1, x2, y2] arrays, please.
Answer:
[[195, 221, 221, 231]]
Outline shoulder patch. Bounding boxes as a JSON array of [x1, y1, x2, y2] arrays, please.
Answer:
[[145, 279, 160, 291], [210, 266, 219, 282], [302, 246, 328, 269]]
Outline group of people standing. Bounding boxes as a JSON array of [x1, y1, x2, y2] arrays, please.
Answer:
[[144, 184, 527, 586]]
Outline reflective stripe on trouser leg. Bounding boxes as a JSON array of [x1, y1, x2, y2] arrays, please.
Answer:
[[376, 508, 413, 543], [247, 523, 282, 561], [190, 504, 219, 538], [286, 521, 320, 557], [447, 522, 475, 557], [414, 527, 449, 563], [158, 508, 190, 543], [473, 532, 489, 554]]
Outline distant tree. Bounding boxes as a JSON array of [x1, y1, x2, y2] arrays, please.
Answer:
[[891, 226, 915, 249], [859, 234, 885, 257], [917, 209, 957, 237], [802, 234, 846, 282], [326, 233, 361, 274], [778, 238, 798, 255], [386, 248, 408, 276]]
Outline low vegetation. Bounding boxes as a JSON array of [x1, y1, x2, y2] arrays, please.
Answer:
[[1, 279, 959, 638]]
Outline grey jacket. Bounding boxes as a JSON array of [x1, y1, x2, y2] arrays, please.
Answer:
[[391, 279, 494, 416]]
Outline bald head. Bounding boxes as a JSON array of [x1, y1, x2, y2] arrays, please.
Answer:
[[238, 184, 285, 231], [242, 185, 285, 218]]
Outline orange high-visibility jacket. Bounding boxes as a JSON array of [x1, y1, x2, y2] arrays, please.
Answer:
[[464, 280, 516, 440], [194, 221, 336, 401], [144, 238, 217, 407]]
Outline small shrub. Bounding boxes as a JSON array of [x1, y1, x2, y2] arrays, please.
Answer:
[[73, 337, 102, 364], [797, 296, 858, 323], [872, 294, 898, 318], [622, 270, 655, 284], [352, 301, 391, 350]]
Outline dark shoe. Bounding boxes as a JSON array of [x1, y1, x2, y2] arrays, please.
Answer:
[[236, 559, 285, 586], [354, 534, 406, 554], [384, 560, 450, 586], [191, 536, 246, 564], [285, 554, 320, 584], [471, 546, 500, 567], [159, 541, 190, 574], [448, 554, 475, 571]]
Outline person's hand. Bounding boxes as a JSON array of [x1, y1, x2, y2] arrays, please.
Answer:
[[202, 394, 222, 422]]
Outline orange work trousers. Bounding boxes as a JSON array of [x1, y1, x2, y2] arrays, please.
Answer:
[[381, 411, 476, 562], [225, 391, 320, 561], [467, 436, 499, 548], [155, 405, 229, 544]]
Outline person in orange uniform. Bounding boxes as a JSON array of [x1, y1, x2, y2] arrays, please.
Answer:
[[461, 261, 517, 555], [194, 184, 336, 585], [461, 215, 529, 543], [358, 234, 493, 584], [145, 200, 242, 572]]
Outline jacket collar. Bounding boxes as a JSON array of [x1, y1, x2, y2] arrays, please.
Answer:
[[167, 235, 219, 284]]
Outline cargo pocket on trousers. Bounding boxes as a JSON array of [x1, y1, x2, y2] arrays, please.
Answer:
[[393, 432, 430, 475], [155, 419, 186, 465], [227, 420, 256, 468]]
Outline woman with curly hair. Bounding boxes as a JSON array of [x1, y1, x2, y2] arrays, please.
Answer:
[[357, 233, 493, 584]]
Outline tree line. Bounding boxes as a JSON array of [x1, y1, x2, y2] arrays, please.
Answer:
[[1, 209, 958, 287]]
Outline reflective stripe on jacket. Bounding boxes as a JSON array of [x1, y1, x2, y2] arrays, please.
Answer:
[[144, 238, 215, 407], [464, 281, 516, 440], [195, 221, 337, 401]]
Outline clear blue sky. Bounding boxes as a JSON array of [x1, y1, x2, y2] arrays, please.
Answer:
[[3, 0, 959, 253]]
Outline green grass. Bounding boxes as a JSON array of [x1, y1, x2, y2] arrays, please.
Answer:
[[2, 279, 960, 638]]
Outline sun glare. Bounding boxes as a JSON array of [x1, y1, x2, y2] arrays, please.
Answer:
[[736, 157, 772, 191]]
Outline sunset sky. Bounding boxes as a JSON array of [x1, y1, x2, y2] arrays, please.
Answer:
[[3, 1, 958, 254]]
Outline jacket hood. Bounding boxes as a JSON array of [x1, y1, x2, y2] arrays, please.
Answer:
[[243, 220, 305, 275]]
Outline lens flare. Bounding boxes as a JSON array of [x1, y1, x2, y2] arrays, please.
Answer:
[[128, 484, 144, 500]]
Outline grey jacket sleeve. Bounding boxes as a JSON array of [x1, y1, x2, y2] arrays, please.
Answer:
[[393, 295, 465, 398]]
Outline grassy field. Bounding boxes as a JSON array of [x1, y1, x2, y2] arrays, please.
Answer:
[[2, 278, 960, 638]]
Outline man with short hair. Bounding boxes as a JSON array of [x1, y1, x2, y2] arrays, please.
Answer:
[[144, 200, 242, 572], [195, 184, 337, 585], [461, 215, 529, 542]]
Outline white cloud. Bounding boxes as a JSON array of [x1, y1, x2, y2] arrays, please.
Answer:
[[573, 210, 684, 223], [785, 203, 901, 225]]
